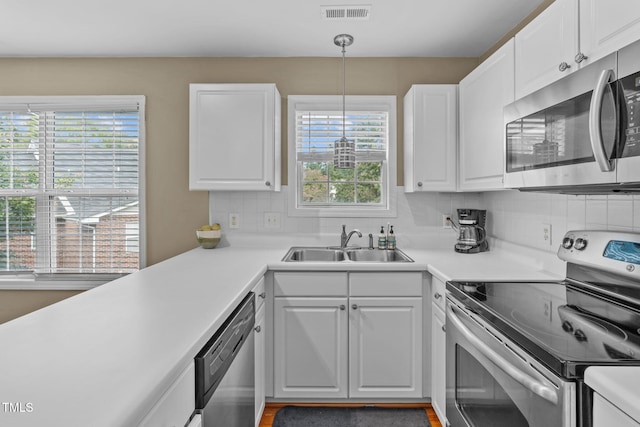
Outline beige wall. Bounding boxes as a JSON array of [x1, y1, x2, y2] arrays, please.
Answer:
[[0, 290, 83, 324], [0, 56, 477, 322], [0, 56, 478, 266]]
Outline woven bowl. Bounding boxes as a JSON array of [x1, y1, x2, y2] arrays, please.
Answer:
[[196, 230, 221, 249]]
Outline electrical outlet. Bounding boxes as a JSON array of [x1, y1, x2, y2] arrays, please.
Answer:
[[443, 214, 452, 229], [542, 297, 553, 322], [541, 223, 552, 246], [264, 212, 281, 229], [229, 213, 240, 229]]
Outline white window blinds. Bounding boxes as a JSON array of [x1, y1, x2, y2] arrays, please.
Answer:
[[295, 111, 387, 162], [0, 97, 143, 276]]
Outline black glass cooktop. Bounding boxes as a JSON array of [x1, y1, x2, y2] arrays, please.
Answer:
[[447, 279, 640, 379]]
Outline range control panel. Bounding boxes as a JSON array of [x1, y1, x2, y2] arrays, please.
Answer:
[[558, 230, 640, 277]]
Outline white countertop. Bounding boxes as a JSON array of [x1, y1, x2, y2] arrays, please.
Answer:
[[0, 235, 564, 426], [586, 366, 640, 423]]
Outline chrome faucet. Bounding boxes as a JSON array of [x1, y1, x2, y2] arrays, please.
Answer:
[[340, 225, 362, 248]]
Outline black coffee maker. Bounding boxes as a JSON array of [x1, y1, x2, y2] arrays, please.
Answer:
[[450, 209, 489, 253]]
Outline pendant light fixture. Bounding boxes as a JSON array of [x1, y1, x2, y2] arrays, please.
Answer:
[[333, 33, 355, 169]]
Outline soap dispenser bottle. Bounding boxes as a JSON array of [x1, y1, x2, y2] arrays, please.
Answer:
[[387, 225, 396, 250], [377, 226, 387, 249]]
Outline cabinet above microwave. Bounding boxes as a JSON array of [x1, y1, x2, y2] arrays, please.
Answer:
[[504, 39, 640, 194]]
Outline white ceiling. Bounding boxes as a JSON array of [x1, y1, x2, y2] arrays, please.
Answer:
[[0, 0, 545, 58]]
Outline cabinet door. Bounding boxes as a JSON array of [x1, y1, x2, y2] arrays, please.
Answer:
[[459, 38, 514, 191], [431, 303, 446, 426], [349, 297, 422, 398], [273, 297, 348, 398], [189, 83, 281, 191], [580, 0, 640, 65], [254, 304, 265, 427], [404, 85, 458, 192], [137, 363, 195, 427], [593, 393, 640, 427], [514, 0, 579, 99]]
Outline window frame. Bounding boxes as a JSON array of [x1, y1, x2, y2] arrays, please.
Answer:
[[0, 95, 146, 289], [287, 95, 397, 218]]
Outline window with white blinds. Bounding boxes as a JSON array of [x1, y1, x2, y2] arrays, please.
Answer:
[[287, 95, 397, 217], [0, 96, 144, 279]]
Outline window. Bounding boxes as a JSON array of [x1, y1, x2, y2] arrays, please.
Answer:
[[0, 96, 145, 286], [288, 95, 396, 217]]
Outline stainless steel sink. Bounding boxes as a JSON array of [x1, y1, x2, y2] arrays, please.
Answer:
[[282, 246, 413, 263], [345, 248, 413, 262], [282, 247, 346, 262]]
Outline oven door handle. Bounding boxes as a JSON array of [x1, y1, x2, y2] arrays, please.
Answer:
[[447, 303, 559, 405]]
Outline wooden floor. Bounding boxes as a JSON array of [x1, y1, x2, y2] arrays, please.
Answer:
[[259, 402, 442, 427]]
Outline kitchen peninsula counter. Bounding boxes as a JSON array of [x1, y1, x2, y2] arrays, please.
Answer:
[[0, 235, 563, 426]]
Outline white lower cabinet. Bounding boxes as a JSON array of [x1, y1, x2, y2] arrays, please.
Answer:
[[593, 393, 640, 427], [254, 303, 266, 426], [272, 271, 423, 400], [186, 414, 202, 427], [431, 302, 446, 424], [349, 296, 422, 398], [137, 363, 195, 427], [274, 296, 349, 398], [430, 275, 447, 426]]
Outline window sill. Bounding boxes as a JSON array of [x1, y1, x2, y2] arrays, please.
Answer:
[[0, 274, 125, 290]]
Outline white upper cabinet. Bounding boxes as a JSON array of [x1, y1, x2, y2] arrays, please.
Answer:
[[515, 0, 579, 100], [189, 83, 281, 191], [515, 0, 640, 99], [459, 39, 515, 191], [580, 0, 640, 65], [404, 85, 458, 192]]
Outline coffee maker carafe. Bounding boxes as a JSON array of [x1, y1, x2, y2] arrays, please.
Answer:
[[450, 209, 489, 253]]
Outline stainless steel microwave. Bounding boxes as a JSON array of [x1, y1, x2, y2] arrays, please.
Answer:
[[504, 39, 640, 193]]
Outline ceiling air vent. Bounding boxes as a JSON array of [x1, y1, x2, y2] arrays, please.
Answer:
[[321, 5, 372, 21]]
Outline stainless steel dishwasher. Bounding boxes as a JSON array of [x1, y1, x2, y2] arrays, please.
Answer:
[[195, 292, 255, 427]]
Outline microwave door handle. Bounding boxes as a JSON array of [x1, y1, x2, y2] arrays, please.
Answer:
[[447, 303, 559, 405], [589, 69, 616, 172]]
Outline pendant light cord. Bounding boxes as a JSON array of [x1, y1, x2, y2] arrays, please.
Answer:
[[341, 40, 346, 140]]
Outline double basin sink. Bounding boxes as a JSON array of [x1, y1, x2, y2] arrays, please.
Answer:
[[283, 246, 414, 263]]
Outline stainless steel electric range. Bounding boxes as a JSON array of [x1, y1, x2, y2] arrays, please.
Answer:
[[445, 230, 640, 427]]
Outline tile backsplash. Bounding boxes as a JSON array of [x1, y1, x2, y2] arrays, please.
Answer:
[[209, 186, 482, 247], [481, 190, 640, 253], [209, 187, 640, 253]]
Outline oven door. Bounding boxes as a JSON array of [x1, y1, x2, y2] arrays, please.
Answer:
[[445, 297, 576, 427]]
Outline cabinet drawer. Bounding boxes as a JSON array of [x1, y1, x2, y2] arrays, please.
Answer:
[[274, 272, 348, 296], [431, 276, 446, 311], [138, 363, 195, 427], [593, 393, 640, 427], [252, 276, 266, 312], [349, 272, 422, 296]]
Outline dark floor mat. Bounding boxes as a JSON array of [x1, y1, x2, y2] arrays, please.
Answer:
[[272, 406, 431, 427]]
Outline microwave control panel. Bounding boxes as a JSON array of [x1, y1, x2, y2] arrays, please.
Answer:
[[620, 73, 640, 157]]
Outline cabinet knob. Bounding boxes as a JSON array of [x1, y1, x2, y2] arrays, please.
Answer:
[[351, 304, 358, 310], [265, 181, 271, 187], [558, 61, 571, 72], [434, 292, 442, 300], [259, 292, 266, 299], [417, 181, 423, 187], [441, 325, 446, 333], [340, 304, 346, 311], [255, 325, 262, 333], [574, 52, 588, 64]]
